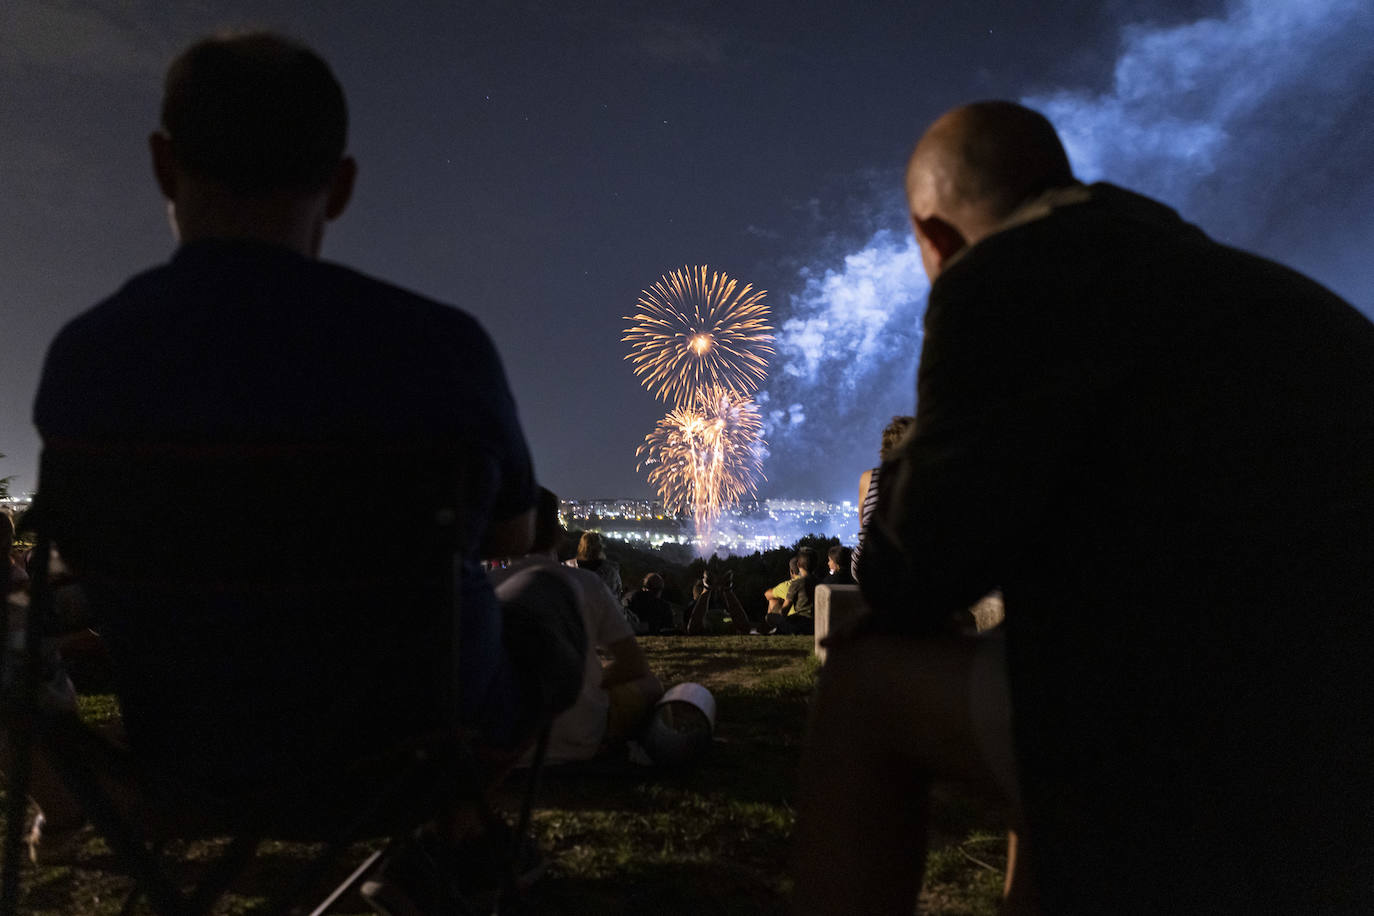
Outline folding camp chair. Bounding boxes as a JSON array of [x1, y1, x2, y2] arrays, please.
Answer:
[[2, 438, 554, 915]]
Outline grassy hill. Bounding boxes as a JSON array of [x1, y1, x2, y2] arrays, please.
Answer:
[[4, 636, 1004, 914]]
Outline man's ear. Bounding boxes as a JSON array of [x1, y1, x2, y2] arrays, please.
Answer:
[[324, 156, 357, 221], [913, 214, 967, 268], [149, 131, 178, 201]]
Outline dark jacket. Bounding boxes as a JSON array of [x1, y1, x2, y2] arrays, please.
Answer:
[[861, 183, 1374, 912]]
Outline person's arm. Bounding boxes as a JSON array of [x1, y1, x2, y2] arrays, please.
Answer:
[[721, 587, 753, 633], [601, 635, 656, 689], [685, 589, 712, 635], [859, 246, 1119, 633], [601, 635, 664, 744], [857, 468, 873, 514], [780, 578, 799, 614]]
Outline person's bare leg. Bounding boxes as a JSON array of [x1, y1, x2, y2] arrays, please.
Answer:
[[1004, 830, 1018, 899], [604, 677, 662, 744], [792, 632, 1017, 915], [1001, 829, 1041, 915]]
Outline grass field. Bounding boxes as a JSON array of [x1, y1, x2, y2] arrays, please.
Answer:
[[4, 635, 1005, 914]]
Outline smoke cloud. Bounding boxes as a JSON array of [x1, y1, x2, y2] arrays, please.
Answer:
[[762, 0, 1374, 500], [1029, 0, 1374, 230]]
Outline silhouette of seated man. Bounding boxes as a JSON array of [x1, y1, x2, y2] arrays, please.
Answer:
[[685, 569, 752, 635], [792, 101, 1374, 914], [626, 572, 676, 634], [30, 32, 584, 812]]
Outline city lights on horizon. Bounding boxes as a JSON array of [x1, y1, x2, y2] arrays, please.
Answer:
[[561, 494, 858, 555]]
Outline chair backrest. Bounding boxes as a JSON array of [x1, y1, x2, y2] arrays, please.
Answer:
[[29, 436, 497, 799]]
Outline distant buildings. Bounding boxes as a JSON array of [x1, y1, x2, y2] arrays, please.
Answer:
[[0, 496, 32, 516], [561, 496, 859, 554]]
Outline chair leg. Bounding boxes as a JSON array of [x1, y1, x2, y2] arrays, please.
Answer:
[[305, 845, 387, 916], [494, 718, 553, 915]]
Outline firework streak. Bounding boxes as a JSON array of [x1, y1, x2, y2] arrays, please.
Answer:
[[623, 265, 774, 405], [636, 387, 766, 524], [626, 266, 772, 540]]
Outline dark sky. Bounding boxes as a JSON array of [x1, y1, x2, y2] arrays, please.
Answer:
[[3, 0, 1372, 503]]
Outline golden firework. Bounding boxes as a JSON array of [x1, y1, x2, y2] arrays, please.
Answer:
[[623, 265, 774, 405], [636, 387, 766, 524]]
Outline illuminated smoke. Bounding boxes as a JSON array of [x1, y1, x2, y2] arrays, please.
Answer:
[[763, 0, 1374, 501], [1027, 0, 1374, 221]]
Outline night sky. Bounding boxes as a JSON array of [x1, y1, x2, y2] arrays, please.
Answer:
[[4, 0, 1372, 503]]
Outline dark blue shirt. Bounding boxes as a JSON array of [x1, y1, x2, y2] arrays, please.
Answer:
[[34, 239, 536, 784]]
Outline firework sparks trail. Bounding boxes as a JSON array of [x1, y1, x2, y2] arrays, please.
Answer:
[[636, 387, 766, 530], [623, 265, 774, 405]]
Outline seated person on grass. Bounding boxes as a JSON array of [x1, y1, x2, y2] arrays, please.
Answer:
[[686, 570, 753, 635], [490, 489, 663, 764], [563, 531, 623, 602], [26, 32, 586, 883], [820, 545, 854, 586], [791, 101, 1374, 915], [763, 555, 800, 617], [765, 547, 816, 636], [626, 572, 676, 634]]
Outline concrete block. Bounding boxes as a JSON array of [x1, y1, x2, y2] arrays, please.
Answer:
[[813, 587, 1006, 662], [970, 592, 1005, 632], [813, 584, 869, 663]]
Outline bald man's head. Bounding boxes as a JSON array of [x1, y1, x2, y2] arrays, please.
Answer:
[[905, 101, 1075, 279]]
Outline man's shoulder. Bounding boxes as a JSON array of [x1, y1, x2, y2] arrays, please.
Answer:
[[495, 559, 604, 602], [297, 256, 495, 352], [943, 181, 1363, 331], [312, 257, 474, 317], [46, 260, 176, 350], [55, 242, 486, 345], [35, 241, 518, 442], [950, 185, 1191, 277], [562, 563, 610, 594]]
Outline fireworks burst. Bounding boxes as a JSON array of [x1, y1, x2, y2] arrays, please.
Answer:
[[637, 387, 766, 526], [623, 265, 774, 405]]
